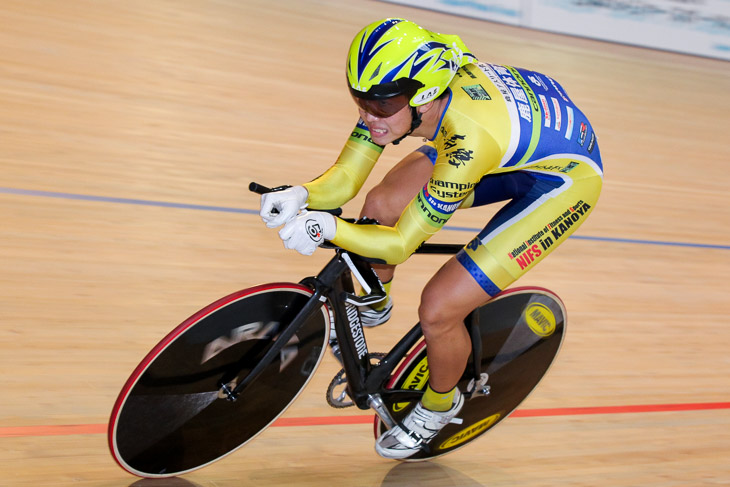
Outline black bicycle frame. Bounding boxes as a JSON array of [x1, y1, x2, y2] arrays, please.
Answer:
[[245, 182, 483, 421], [224, 244, 482, 432], [320, 245, 483, 413]]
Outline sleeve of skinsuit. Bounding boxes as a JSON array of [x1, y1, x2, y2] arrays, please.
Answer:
[[331, 104, 503, 265], [302, 120, 384, 209]]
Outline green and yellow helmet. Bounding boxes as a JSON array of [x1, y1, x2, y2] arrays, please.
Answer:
[[347, 18, 475, 118]]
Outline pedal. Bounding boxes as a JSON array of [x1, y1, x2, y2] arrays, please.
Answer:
[[466, 373, 491, 397], [328, 339, 343, 366]]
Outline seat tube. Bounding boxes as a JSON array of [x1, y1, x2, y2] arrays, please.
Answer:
[[466, 309, 483, 381], [329, 273, 372, 408]]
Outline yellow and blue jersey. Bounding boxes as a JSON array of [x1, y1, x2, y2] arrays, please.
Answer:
[[304, 62, 603, 295]]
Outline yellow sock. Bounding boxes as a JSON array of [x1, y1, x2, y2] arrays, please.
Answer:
[[361, 279, 392, 311], [421, 385, 456, 412]]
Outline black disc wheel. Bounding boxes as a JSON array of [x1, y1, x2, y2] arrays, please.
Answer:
[[109, 283, 329, 477], [375, 287, 566, 460]]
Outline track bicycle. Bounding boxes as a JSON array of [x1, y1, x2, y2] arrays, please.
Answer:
[[108, 183, 567, 478]]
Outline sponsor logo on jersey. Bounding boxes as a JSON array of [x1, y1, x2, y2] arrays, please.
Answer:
[[507, 199, 592, 269], [528, 161, 578, 173], [547, 75, 570, 102], [551, 97, 562, 131], [416, 191, 449, 226], [538, 94, 551, 128], [508, 242, 542, 270], [440, 129, 473, 169], [486, 64, 535, 122], [506, 66, 541, 124], [528, 74, 549, 90], [428, 178, 476, 199], [476, 62, 512, 103], [531, 200, 593, 256], [462, 84, 491, 100], [464, 66, 478, 79], [423, 187, 461, 215], [446, 148, 474, 168], [564, 106, 574, 140]]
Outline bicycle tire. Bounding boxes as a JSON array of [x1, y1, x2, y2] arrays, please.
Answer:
[[109, 283, 330, 478], [374, 286, 566, 460]]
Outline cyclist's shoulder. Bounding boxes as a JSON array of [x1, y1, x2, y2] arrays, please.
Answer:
[[446, 63, 516, 121], [435, 69, 507, 147]]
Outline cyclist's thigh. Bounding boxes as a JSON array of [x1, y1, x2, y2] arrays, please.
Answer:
[[379, 144, 435, 190], [456, 155, 603, 295], [360, 145, 435, 220]]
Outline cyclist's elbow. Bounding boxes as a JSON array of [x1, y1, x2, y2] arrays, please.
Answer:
[[386, 241, 422, 265]]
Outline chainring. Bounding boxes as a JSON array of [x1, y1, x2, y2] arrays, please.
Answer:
[[326, 353, 386, 408]]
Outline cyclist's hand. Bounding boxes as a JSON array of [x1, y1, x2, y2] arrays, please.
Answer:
[[279, 211, 336, 256], [260, 185, 308, 228]]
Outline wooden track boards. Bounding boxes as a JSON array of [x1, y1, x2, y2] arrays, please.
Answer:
[[1, 1, 728, 485]]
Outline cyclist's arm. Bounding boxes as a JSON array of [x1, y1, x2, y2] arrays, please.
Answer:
[[331, 133, 501, 264], [303, 120, 383, 209]]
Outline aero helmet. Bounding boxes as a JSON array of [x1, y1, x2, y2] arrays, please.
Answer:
[[347, 18, 475, 119]]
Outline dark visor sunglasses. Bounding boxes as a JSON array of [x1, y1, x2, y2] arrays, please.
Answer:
[[348, 78, 424, 119], [351, 93, 411, 118]]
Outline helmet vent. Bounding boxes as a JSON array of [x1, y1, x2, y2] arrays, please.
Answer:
[[370, 63, 382, 81]]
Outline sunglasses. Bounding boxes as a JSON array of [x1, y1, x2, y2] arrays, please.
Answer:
[[348, 78, 423, 119], [351, 93, 411, 119]]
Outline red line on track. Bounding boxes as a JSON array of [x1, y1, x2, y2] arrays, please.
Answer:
[[2, 402, 729, 438]]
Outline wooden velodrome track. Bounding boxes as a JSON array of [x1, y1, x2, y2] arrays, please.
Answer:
[[1, 0, 729, 485]]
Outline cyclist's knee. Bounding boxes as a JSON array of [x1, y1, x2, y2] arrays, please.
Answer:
[[418, 288, 462, 337], [360, 184, 402, 225]]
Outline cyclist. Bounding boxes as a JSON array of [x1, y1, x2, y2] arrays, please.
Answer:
[[259, 18, 603, 459]]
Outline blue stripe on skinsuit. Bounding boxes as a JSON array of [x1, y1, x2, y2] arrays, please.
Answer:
[[456, 250, 502, 296], [416, 145, 438, 164]]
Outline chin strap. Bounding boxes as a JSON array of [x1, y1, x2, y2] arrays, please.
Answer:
[[391, 107, 423, 146]]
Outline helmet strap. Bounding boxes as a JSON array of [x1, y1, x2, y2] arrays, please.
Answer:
[[391, 107, 422, 146]]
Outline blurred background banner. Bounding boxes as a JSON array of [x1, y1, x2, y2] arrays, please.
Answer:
[[379, 0, 730, 61]]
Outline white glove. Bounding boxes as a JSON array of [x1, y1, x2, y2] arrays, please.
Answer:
[[279, 211, 337, 256], [260, 185, 308, 228]]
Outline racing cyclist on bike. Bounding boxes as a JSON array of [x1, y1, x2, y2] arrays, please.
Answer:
[[259, 18, 603, 459]]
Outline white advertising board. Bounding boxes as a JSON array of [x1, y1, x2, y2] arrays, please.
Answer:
[[379, 0, 730, 61]]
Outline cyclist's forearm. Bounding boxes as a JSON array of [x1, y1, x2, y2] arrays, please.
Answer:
[[303, 148, 373, 208], [303, 121, 382, 208], [332, 206, 440, 265]]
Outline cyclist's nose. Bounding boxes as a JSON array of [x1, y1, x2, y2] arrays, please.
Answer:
[[359, 109, 380, 123]]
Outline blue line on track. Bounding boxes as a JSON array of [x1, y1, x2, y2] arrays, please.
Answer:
[[2, 187, 728, 250], [0, 187, 258, 215]]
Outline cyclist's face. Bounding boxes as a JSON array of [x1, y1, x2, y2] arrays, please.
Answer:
[[357, 104, 413, 145]]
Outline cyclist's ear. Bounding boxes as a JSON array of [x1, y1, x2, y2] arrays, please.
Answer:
[[416, 101, 436, 115]]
